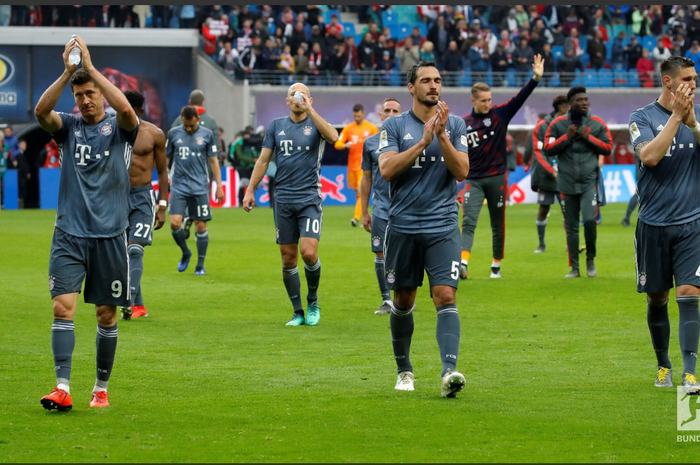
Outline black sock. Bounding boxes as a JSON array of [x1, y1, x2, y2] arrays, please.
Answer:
[[375, 257, 390, 301], [128, 244, 144, 307], [52, 319, 75, 390], [678, 295, 700, 376], [436, 305, 460, 377], [536, 219, 547, 248], [304, 259, 321, 303], [390, 302, 415, 374], [95, 323, 118, 391], [195, 230, 209, 269], [283, 267, 304, 316], [647, 298, 671, 369], [171, 227, 189, 254]]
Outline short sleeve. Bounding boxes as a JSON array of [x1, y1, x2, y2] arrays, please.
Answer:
[[51, 112, 74, 143], [208, 132, 217, 157], [165, 131, 175, 159], [378, 118, 399, 154], [262, 120, 276, 150], [450, 117, 469, 153], [361, 138, 372, 171], [629, 110, 655, 147]]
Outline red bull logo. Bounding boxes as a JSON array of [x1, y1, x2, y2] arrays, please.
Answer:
[[320, 174, 346, 202]]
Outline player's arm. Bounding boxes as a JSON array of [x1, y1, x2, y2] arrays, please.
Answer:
[[334, 126, 350, 149], [634, 85, 692, 167], [360, 169, 373, 232], [34, 40, 79, 133], [298, 94, 338, 143], [543, 119, 572, 156], [242, 147, 273, 212], [153, 128, 168, 230], [73, 36, 138, 132], [682, 100, 700, 145], [580, 118, 613, 156], [532, 121, 556, 178], [436, 104, 470, 181], [208, 137, 224, 203], [379, 117, 435, 181], [500, 54, 544, 121]]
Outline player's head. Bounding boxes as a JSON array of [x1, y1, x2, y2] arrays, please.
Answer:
[[180, 105, 200, 135], [188, 89, 205, 107], [286, 82, 311, 115], [660, 56, 697, 95], [124, 90, 145, 117], [567, 86, 588, 115], [552, 94, 570, 116], [352, 104, 365, 124], [380, 98, 402, 122], [407, 61, 441, 107], [70, 69, 104, 121], [471, 82, 492, 114]]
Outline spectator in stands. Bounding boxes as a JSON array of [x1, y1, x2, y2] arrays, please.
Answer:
[[400, 26, 426, 48], [151, 5, 171, 28], [652, 38, 671, 78], [668, 8, 688, 36], [343, 35, 359, 77], [0, 5, 9, 26], [541, 42, 555, 87], [557, 45, 584, 87], [587, 29, 607, 70], [490, 42, 511, 86], [513, 36, 534, 86], [308, 25, 325, 51], [239, 36, 263, 83], [626, 35, 643, 71], [374, 34, 393, 61], [377, 50, 396, 85], [565, 27, 583, 56], [501, 8, 519, 33], [3, 127, 19, 159], [237, 5, 253, 25], [420, 41, 436, 63], [288, 21, 307, 54], [611, 31, 627, 67], [237, 19, 255, 52], [260, 38, 281, 82], [219, 27, 236, 48], [468, 38, 489, 84], [397, 36, 420, 75], [636, 48, 655, 87], [427, 15, 450, 65], [277, 43, 295, 81], [562, 8, 583, 37], [514, 5, 529, 26], [293, 45, 310, 82], [325, 43, 347, 85], [326, 13, 343, 39], [688, 9, 700, 45], [361, 21, 379, 42], [308, 42, 324, 83], [452, 17, 469, 51], [686, 40, 700, 70], [630, 6, 651, 37], [218, 41, 240, 78], [648, 6, 664, 37], [440, 40, 461, 86], [500, 29, 515, 55], [358, 32, 376, 86], [202, 18, 219, 58], [529, 29, 546, 56], [179, 4, 196, 29], [533, 19, 555, 45]]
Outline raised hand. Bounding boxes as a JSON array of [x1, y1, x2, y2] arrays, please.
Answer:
[[62, 39, 79, 74], [532, 54, 544, 80], [672, 83, 692, 122], [435, 101, 449, 136], [72, 36, 94, 72], [421, 114, 437, 146]]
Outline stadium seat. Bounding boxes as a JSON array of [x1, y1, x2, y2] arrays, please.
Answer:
[[485, 69, 493, 87], [458, 71, 472, 87], [612, 24, 626, 38], [580, 52, 590, 68], [416, 23, 428, 38], [343, 22, 355, 37], [396, 23, 412, 39], [611, 62, 626, 71], [584, 70, 599, 88], [571, 69, 583, 87], [505, 69, 516, 87], [325, 9, 341, 23], [627, 70, 640, 87], [552, 46, 563, 64], [605, 42, 612, 62], [388, 25, 401, 40], [598, 69, 613, 87], [642, 36, 656, 51], [382, 10, 397, 26], [549, 72, 560, 87], [389, 72, 401, 86], [393, 5, 421, 25], [579, 35, 588, 51], [613, 71, 629, 87]]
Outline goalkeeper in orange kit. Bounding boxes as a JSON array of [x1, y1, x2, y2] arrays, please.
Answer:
[[335, 104, 378, 226]]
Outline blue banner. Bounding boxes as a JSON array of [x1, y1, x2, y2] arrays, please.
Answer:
[[0, 46, 30, 121]]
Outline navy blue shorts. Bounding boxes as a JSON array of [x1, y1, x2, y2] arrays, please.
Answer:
[[537, 189, 560, 206], [371, 215, 388, 253], [635, 217, 700, 293], [169, 191, 212, 222], [48, 228, 130, 306], [384, 226, 461, 290], [274, 199, 323, 244], [127, 185, 157, 245]]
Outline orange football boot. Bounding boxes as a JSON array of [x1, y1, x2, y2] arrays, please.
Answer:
[[89, 391, 110, 408], [41, 387, 72, 412], [131, 305, 149, 318]]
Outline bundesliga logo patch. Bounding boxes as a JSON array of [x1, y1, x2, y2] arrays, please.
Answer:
[[100, 125, 112, 136], [372, 237, 380, 247], [303, 126, 313, 136]]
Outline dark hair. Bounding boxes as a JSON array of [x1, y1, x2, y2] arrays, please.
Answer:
[[660, 56, 696, 77], [407, 61, 437, 85], [124, 90, 145, 110], [567, 86, 587, 101], [69, 69, 94, 91], [352, 104, 364, 113], [180, 105, 199, 120], [552, 94, 569, 111], [188, 89, 205, 106]]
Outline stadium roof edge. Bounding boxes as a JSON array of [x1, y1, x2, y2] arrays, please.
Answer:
[[0, 26, 199, 47]]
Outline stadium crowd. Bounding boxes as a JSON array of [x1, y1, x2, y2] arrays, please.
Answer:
[[3, 5, 700, 87]]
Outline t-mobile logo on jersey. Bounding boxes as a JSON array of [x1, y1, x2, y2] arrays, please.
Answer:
[[466, 131, 480, 148], [75, 144, 109, 166], [279, 140, 294, 156]]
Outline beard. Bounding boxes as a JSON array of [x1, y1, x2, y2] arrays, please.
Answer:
[[417, 94, 439, 107]]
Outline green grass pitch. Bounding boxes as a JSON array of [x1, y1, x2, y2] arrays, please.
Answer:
[[0, 203, 693, 462]]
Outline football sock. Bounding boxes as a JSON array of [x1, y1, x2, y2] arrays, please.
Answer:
[[128, 244, 144, 307], [436, 305, 460, 377], [375, 257, 390, 302], [492, 259, 501, 268], [536, 219, 547, 247], [647, 298, 671, 369], [171, 226, 188, 253], [195, 230, 209, 269], [461, 250, 470, 263], [678, 295, 700, 376], [390, 302, 415, 374], [304, 258, 321, 303], [52, 319, 75, 394], [94, 323, 118, 392], [283, 266, 304, 316]]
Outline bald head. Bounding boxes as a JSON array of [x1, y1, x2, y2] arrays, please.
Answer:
[[287, 83, 310, 98], [189, 89, 205, 106]]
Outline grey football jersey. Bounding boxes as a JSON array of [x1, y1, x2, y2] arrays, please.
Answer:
[[629, 102, 700, 226], [52, 113, 138, 238], [361, 132, 390, 221], [262, 115, 326, 204], [378, 110, 469, 234], [167, 125, 217, 196]]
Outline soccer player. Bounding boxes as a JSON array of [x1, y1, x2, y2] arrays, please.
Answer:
[[360, 98, 402, 315], [242, 83, 338, 326], [167, 106, 224, 276], [544, 86, 612, 278], [530, 94, 570, 253], [629, 56, 700, 394], [460, 55, 544, 279], [120, 90, 168, 320], [378, 61, 470, 397], [36, 37, 139, 410], [335, 104, 379, 226]]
